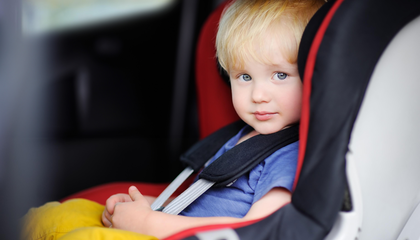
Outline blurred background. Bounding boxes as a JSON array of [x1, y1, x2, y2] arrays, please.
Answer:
[[0, 0, 225, 238]]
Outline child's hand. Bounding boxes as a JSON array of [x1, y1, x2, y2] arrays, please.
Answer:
[[109, 186, 154, 234], [102, 193, 133, 227]]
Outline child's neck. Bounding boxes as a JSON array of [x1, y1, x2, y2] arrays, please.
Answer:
[[236, 130, 259, 145]]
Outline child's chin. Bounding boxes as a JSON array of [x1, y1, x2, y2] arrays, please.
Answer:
[[253, 126, 284, 135]]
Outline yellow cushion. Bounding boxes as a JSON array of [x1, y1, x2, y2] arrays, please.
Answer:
[[21, 199, 157, 240], [59, 227, 158, 240]]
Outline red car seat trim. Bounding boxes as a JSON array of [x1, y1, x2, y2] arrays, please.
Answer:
[[195, 1, 239, 139]]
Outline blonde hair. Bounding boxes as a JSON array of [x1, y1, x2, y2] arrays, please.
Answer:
[[216, 0, 325, 73]]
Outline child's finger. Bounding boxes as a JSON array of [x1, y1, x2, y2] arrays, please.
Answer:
[[105, 194, 132, 214], [102, 210, 112, 227], [103, 207, 113, 223], [128, 186, 143, 201], [105, 196, 118, 215]]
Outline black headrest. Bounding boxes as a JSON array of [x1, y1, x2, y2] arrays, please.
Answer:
[[298, 1, 334, 81]]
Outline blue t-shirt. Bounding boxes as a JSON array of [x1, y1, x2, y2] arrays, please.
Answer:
[[180, 125, 298, 218]]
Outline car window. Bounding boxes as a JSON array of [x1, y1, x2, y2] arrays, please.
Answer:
[[23, 0, 176, 34]]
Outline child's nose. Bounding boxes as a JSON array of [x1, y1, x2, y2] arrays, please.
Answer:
[[251, 82, 270, 103]]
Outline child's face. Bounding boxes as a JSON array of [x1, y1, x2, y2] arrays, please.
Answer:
[[229, 52, 302, 135]]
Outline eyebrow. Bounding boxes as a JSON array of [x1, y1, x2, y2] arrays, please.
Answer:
[[272, 61, 297, 68], [271, 62, 299, 72]]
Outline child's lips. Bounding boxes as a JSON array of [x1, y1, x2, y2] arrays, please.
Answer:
[[253, 111, 277, 121]]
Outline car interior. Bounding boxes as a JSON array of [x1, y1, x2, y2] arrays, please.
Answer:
[[1, 0, 420, 239]]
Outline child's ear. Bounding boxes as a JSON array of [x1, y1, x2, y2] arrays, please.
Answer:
[[216, 58, 231, 87]]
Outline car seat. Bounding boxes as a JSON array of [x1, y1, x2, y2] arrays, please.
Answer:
[[63, 0, 420, 239]]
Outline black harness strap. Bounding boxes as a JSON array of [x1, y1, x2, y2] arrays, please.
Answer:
[[180, 120, 247, 171], [200, 125, 299, 187], [181, 120, 299, 187]]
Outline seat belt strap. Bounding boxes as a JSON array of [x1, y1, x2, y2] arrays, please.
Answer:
[[153, 123, 299, 215], [151, 167, 194, 211], [162, 179, 215, 215], [151, 121, 245, 211]]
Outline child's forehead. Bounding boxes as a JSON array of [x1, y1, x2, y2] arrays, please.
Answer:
[[229, 38, 297, 72]]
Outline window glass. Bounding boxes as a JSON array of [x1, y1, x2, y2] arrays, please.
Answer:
[[23, 0, 176, 34]]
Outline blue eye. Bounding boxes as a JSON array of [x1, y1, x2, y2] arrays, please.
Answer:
[[239, 74, 252, 82], [274, 72, 288, 80]]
